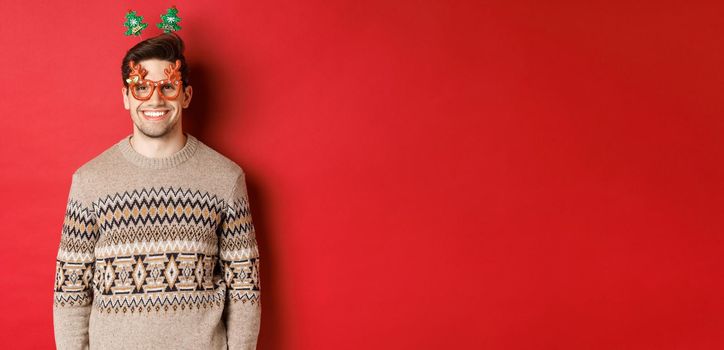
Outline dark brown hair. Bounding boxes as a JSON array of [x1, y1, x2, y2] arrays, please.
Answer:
[[121, 32, 190, 89]]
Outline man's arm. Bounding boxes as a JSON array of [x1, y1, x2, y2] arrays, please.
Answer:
[[53, 171, 100, 350], [218, 171, 262, 349]]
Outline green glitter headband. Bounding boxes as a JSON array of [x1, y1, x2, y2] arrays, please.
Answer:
[[123, 5, 182, 37]]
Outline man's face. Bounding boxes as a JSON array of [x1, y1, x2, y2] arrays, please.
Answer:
[[122, 58, 192, 138]]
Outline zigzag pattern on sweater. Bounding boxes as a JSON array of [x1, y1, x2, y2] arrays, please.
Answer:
[[93, 186, 226, 230], [57, 198, 100, 261], [95, 225, 218, 256], [219, 195, 255, 237], [94, 287, 227, 314], [102, 224, 215, 244], [218, 193, 258, 261], [54, 290, 93, 307]]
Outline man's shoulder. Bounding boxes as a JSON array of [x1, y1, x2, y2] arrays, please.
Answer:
[[192, 138, 248, 201], [194, 138, 245, 177], [72, 138, 124, 178]]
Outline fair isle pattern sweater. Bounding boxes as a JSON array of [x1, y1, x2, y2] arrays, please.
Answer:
[[53, 133, 261, 350]]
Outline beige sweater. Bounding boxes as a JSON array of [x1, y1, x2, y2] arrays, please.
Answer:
[[53, 133, 261, 349]]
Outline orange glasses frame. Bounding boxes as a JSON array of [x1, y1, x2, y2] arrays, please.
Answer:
[[126, 59, 183, 101]]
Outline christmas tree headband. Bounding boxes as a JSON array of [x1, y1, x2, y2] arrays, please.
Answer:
[[124, 5, 182, 37]]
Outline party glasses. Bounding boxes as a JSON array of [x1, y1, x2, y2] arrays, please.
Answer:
[[126, 59, 183, 101]]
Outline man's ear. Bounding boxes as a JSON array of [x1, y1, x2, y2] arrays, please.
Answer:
[[122, 87, 130, 110], [182, 85, 193, 109]]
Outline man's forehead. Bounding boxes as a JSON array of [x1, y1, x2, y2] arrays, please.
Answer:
[[136, 59, 176, 69], [136, 58, 176, 66]]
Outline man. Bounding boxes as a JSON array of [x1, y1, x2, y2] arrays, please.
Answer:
[[52, 32, 261, 349]]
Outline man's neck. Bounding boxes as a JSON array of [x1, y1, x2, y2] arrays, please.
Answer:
[[129, 129, 188, 159]]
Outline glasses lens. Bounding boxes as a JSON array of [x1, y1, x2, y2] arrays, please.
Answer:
[[160, 80, 181, 99], [132, 81, 153, 99]]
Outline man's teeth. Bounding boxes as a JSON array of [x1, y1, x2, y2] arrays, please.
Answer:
[[143, 111, 167, 117]]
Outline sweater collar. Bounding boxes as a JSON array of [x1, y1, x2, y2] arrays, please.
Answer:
[[117, 132, 199, 169]]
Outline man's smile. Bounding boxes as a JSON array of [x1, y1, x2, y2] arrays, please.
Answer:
[[140, 109, 171, 121]]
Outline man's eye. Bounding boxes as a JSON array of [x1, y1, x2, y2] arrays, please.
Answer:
[[162, 84, 175, 90]]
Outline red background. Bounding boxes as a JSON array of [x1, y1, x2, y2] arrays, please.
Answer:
[[1, 1, 723, 349]]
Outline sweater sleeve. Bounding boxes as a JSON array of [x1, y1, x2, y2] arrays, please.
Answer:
[[218, 171, 262, 349], [53, 172, 100, 350]]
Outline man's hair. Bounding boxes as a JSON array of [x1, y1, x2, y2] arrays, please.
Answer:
[[121, 32, 190, 89]]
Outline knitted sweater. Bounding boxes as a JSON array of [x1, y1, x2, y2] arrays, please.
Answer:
[[52, 133, 261, 350]]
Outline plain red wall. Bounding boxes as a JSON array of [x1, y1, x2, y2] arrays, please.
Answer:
[[1, 0, 723, 348]]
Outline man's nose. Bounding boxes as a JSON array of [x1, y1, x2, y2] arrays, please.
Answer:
[[148, 85, 165, 103]]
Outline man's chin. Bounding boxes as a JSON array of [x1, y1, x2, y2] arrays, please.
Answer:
[[134, 122, 173, 138], [138, 128, 173, 139]]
